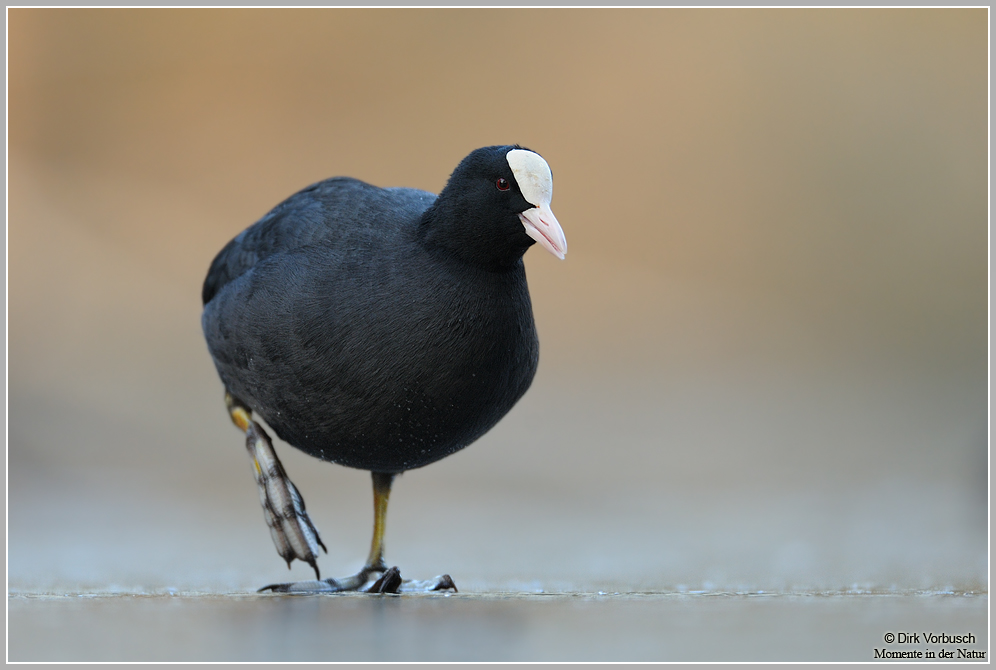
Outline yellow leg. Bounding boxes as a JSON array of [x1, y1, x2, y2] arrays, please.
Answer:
[[226, 392, 252, 432], [365, 472, 395, 571]]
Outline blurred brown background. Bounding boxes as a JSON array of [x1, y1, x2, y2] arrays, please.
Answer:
[[8, 7, 987, 609]]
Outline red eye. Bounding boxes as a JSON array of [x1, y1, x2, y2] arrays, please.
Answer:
[[496, 177, 510, 191]]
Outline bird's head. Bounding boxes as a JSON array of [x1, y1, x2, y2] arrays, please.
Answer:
[[424, 145, 567, 269]]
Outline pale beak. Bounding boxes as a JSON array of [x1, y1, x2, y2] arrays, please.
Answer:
[[519, 203, 567, 260]]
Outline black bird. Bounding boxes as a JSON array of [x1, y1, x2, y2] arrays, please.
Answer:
[[201, 145, 566, 593]]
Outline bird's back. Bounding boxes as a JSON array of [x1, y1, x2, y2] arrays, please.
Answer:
[[202, 178, 435, 305]]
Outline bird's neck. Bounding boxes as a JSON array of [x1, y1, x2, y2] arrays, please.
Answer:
[[417, 202, 532, 272]]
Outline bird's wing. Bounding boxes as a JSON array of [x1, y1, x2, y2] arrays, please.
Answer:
[[201, 177, 435, 305]]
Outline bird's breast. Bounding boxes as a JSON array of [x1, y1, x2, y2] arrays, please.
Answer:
[[236, 256, 539, 472]]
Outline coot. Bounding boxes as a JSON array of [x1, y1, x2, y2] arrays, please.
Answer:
[[202, 145, 566, 593]]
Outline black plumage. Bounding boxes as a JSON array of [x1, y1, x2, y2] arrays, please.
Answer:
[[201, 145, 565, 590]]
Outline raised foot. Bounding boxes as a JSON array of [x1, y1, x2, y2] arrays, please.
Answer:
[[246, 421, 327, 579], [258, 567, 457, 594]]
